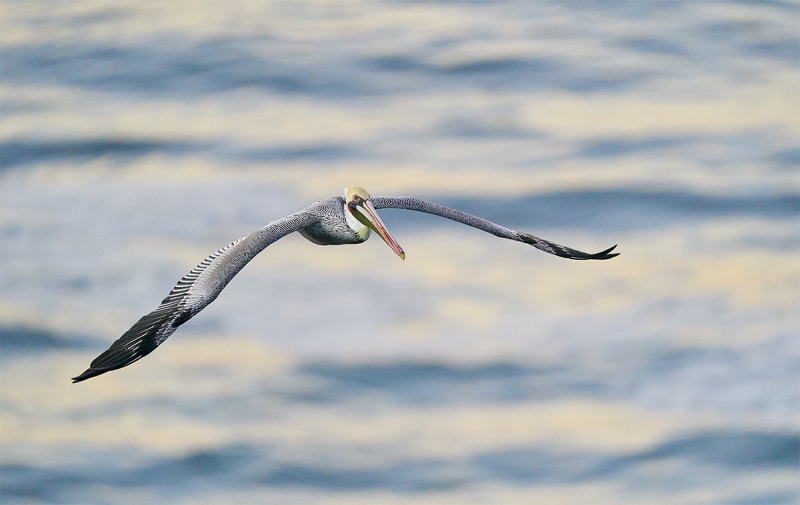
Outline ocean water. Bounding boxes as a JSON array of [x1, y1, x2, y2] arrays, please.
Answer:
[[1, 1, 798, 504]]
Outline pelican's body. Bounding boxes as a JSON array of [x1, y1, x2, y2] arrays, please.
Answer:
[[297, 198, 367, 246], [72, 187, 617, 383]]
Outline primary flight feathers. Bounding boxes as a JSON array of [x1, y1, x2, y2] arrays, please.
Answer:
[[72, 187, 618, 383]]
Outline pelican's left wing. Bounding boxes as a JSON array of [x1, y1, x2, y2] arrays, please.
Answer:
[[71, 208, 319, 383], [371, 196, 618, 260]]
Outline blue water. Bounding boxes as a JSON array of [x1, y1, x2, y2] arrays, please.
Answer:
[[1, 1, 799, 504]]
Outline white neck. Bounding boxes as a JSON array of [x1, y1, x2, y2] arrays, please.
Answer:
[[344, 203, 371, 239]]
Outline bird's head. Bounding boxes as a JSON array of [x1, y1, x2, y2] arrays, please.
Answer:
[[345, 186, 405, 260]]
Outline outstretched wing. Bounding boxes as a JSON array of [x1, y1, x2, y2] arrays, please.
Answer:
[[71, 209, 318, 383], [370, 196, 618, 260]]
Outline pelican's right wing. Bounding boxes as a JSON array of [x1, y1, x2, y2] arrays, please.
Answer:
[[371, 196, 618, 260], [71, 208, 319, 383]]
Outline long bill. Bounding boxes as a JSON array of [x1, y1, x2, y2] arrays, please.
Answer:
[[357, 200, 406, 260]]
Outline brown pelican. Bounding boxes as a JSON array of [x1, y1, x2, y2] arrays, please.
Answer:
[[72, 186, 618, 383]]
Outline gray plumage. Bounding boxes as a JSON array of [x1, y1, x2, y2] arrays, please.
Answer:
[[72, 192, 617, 383], [371, 197, 617, 259]]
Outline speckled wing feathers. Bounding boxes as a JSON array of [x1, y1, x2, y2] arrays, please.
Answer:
[[370, 196, 618, 260], [71, 206, 321, 382]]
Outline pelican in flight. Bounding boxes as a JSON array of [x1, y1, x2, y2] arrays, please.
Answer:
[[72, 186, 618, 383]]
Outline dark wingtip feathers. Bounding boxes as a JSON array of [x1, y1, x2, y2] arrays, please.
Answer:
[[71, 368, 108, 383], [555, 243, 619, 260], [70, 307, 174, 383], [578, 244, 619, 260], [518, 233, 619, 260]]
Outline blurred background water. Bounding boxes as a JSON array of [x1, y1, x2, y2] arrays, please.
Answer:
[[1, 1, 798, 504]]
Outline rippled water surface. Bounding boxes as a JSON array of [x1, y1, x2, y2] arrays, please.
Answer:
[[1, 1, 799, 504]]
